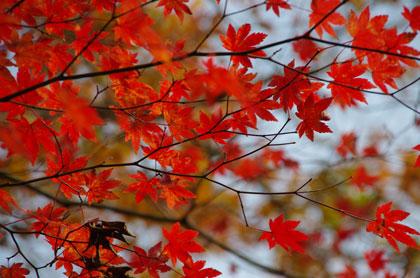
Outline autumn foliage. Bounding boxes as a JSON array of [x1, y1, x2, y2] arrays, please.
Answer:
[[1, 0, 420, 278]]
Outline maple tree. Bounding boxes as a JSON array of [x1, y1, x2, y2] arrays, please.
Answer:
[[1, 0, 420, 278]]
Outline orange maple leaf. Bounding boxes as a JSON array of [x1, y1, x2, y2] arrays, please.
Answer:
[[366, 202, 420, 253], [259, 214, 309, 254], [220, 24, 267, 68], [309, 0, 346, 39]]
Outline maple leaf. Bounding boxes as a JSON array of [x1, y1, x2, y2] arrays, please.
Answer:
[[233, 158, 264, 180], [185, 59, 244, 104], [413, 144, 420, 168], [336, 132, 357, 158], [29, 203, 67, 237], [58, 88, 105, 144], [0, 189, 19, 214], [335, 265, 357, 278], [129, 242, 171, 278], [162, 222, 204, 265], [295, 93, 333, 141], [159, 176, 195, 210], [0, 67, 43, 119], [113, 3, 154, 47], [269, 60, 323, 112], [9, 117, 57, 164], [71, 21, 108, 62], [196, 110, 233, 145], [364, 249, 387, 273], [240, 83, 280, 126], [309, 0, 346, 39], [124, 171, 160, 204], [346, 7, 388, 61], [157, 0, 192, 22], [114, 108, 162, 154], [402, 6, 420, 32], [384, 271, 399, 278], [181, 260, 221, 278], [45, 149, 89, 199], [266, 0, 291, 17], [366, 202, 420, 253], [327, 62, 376, 108], [367, 55, 405, 94], [163, 104, 197, 141], [83, 169, 121, 205], [0, 263, 30, 278], [351, 166, 378, 190], [292, 39, 320, 62], [259, 214, 309, 254], [219, 24, 267, 68]]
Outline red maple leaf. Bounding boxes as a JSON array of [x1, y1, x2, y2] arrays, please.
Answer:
[[181, 260, 221, 278], [259, 214, 309, 254], [364, 249, 387, 273], [0, 263, 30, 278], [233, 158, 264, 181], [403, 6, 420, 32], [367, 55, 405, 94], [327, 62, 375, 108], [129, 242, 171, 278], [292, 39, 320, 62], [124, 171, 160, 204], [351, 166, 378, 190], [9, 117, 57, 164], [45, 149, 89, 199], [336, 132, 357, 158], [58, 88, 105, 144], [219, 24, 267, 68], [295, 93, 333, 141], [346, 7, 388, 61], [0, 189, 19, 214], [266, 0, 291, 17], [83, 169, 121, 205], [159, 176, 195, 210], [162, 222, 204, 265], [157, 0, 192, 22], [196, 110, 233, 145], [366, 202, 420, 253], [29, 203, 67, 237], [335, 265, 357, 278], [413, 144, 420, 168], [309, 0, 346, 39], [269, 61, 323, 112]]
